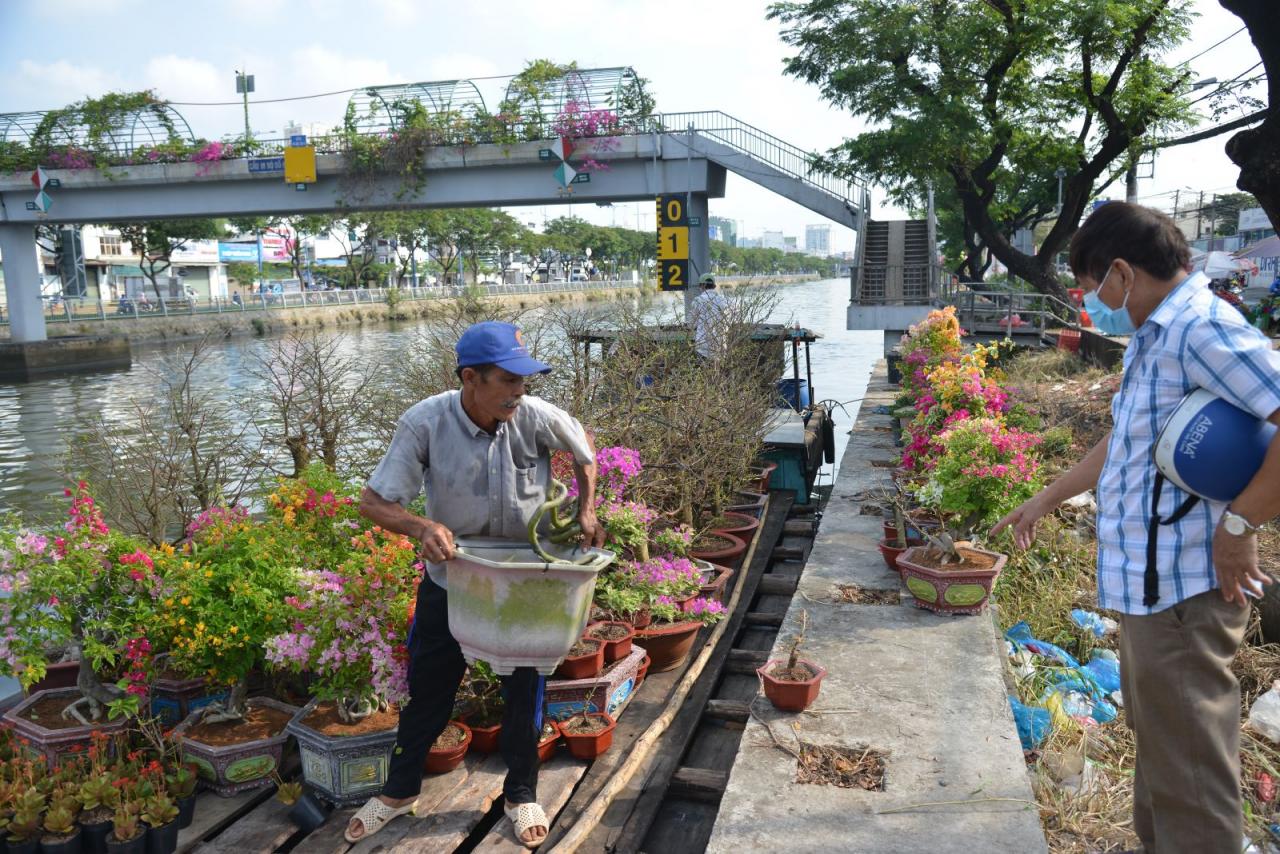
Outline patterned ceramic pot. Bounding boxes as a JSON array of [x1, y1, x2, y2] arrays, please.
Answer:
[[175, 697, 298, 797], [286, 699, 400, 807]]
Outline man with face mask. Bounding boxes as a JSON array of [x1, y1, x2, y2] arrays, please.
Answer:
[[993, 202, 1280, 853], [345, 321, 605, 848]]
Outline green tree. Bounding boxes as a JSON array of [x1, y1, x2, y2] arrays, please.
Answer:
[[118, 219, 225, 300], [1218, 1, 1278, 233], [770, 0, 1196, 300], [1200, 191, 1260, 237]]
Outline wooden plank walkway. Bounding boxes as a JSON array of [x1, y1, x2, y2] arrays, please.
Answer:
[[172, 503, 779, 853]]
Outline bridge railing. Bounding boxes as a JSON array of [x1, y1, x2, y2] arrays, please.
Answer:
[[849, 264, 942, 305], [0, 279, 642, 327], [652, 111, 866, 208], [937, 286, 1080, 337]]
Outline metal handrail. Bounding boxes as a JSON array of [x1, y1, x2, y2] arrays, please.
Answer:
[[653, 110, 866, 207]]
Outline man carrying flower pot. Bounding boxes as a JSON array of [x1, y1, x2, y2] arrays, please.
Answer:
[[346, 321, 605, 848], [994, 202, 1280, 854]]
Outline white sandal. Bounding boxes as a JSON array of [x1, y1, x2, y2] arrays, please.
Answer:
[[504, 801, 549, 849], [344, 796, 417, 843]]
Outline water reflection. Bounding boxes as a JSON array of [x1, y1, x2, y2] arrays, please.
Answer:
[[0, 280, 884, 518]]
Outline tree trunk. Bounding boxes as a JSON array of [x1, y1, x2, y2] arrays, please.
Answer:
[[1219, 0, 1280, 230]]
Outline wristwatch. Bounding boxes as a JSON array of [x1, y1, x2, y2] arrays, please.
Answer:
[[1222, 508, 1260, 536]]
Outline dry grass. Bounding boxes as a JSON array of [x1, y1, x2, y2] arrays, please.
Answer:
[[834, 583, 900, 605], [795, 742, 887, 790]]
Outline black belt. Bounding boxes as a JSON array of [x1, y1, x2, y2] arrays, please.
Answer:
[[1144, 470, 1201, 607]]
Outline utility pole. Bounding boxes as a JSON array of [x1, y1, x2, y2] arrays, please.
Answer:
[[1125, 156, 1139, 204], [236, 70, 264, 287], [1196, 191, 1205, 241]]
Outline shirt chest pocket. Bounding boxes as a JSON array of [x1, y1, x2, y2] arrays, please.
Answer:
[[514, 460, 547, 506]]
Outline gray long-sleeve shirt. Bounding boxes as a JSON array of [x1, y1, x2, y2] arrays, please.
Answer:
[[366, 390, 594, 588]]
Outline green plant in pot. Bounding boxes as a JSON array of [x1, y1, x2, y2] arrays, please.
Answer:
[[5, 786, 46, 854], [757, 611, 827, 713], [0, 484, 160, 726], [141, 792, 180, 854], [108, 798, 144, 854], [455, 662, 505, 754], [40, 803, 81, 854]]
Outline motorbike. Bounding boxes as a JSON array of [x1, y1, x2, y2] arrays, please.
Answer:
[[1209, 277, 1249, 318]]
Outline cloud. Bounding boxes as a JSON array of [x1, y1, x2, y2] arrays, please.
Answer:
[[11, 60, 123, 110], [144, 55, 224, 103]]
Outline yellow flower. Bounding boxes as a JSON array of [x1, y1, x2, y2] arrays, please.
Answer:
[[181, 596, 192, 606], [164, 598, 174, 607], [229, 626, 239, 634], [204, 570, 213, 578], [179, 617, 187, 626]]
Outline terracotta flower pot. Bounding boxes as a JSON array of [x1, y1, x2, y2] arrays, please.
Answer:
[[464, 717, 502, 754], [751, 461, 778, 492], [537, 722, 560, 763], [695, 563, 734, 605], [757, 658, 828, 712], [877, 536, 922, 574], [726, 490, 767, 518], [627, 608, 652, 631], [635, 620, 702, 673], [424, 721, 471, 774], [559, 712, 617, 760], [635, 653, 651, 687], [881, 519, 924, 543], [585, 621, 635, 664], [898, 544, 1009, 616], [554, 638, 605, 680], [690, 531, 747, 570], [708, 511, 761, 541]]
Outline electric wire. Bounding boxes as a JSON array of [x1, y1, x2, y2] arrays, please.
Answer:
[[1171, 26, 1246, 69]]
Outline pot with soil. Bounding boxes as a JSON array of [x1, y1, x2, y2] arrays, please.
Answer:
[[750, 461, 778, 492], [21, 658, 79, 696], [553, 638, 605, 681], [877, 536, 922, 574], [725, 490, 767, 519], [559, 712, 617, 760], [634, 620, 702, 673], [757, 658, 828, 712], [80, 811, 114, 854], [36, 817, 81, 854], [585, 621, 635, 664], [463, 713, 502, 754], [689, 531, 746, 570], [424, 721, 471, 774], [635, 653, 651, 687], [705, 511, 761, 542], [285, 698, 400, 807], [175, 697, 297, 797], [897, 544, 1008, 615], [2, 687, 130, 768], [536, 720, 561, 763]]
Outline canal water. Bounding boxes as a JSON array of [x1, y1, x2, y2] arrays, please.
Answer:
[[0, 278, 885, 521]]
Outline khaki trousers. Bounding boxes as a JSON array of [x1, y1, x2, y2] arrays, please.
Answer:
[[1119, 589, 1249, 854]]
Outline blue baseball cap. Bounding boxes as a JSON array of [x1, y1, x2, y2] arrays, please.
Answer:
[[456, 321, 551, 375]]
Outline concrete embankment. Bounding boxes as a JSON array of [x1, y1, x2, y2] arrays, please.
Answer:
[[1, 275, 819, 346], [708, 361, 1047, 854]]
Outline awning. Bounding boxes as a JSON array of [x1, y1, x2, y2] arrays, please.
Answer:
[[1237, 235, 1280, 260]]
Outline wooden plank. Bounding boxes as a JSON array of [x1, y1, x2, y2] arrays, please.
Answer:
[[474, 755, 587, 852], [726, 649, 768, 668], [192, 795, 295, 854], [560, 495, 795, 854], [743, 611, 783, 628], [384, 752, 508, 853], [702, 700, 749, 725], [757, 575, 799, 595], [668, 767, 727, 805], [771, 545, 805, 561], [783, 519, 816, 536], [340, 752, 481, 854], [177, 787, 274, 853]]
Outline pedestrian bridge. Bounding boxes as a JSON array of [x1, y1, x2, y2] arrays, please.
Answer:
[[0, 106, 868, 344]]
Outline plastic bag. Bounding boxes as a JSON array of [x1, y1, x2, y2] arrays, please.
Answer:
[[1009, 696, 1052, 750], [1248, 681, 1280, 743], [1071, 608, 1118, 638]]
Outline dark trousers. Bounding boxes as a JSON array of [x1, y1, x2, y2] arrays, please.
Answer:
[[382, 577, 543, 804]]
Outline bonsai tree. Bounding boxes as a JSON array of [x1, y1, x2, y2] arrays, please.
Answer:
[[265, 525, 419, 723], [0, 483, 159, 723], [455, 661, 504, 728]]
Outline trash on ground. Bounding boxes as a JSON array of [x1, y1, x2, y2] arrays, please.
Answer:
[[1071, 608, 1118, 637], [1247, 681, 1280, 743]]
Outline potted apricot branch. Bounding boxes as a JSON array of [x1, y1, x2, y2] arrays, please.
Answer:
[[758, 611, 827, 712]]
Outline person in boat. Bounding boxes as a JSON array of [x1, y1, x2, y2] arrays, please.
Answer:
[[691, 272, 730, 361], [994, 202, 1280, 853], [346, 321, 605, 848]]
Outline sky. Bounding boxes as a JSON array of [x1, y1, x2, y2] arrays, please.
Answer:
[[0, 0, 1264, 255]]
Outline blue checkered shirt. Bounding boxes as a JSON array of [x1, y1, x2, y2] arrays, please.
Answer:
[[1096, 272, 1280, 614]]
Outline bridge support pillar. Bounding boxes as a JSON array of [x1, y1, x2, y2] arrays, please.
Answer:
[[0, 224, 47, 343], [684, 193, 710, 318]]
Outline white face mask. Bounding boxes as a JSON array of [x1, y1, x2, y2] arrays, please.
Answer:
[[1083, 265, 1137, 335]]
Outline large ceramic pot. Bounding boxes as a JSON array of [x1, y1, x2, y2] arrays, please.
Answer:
[[897, 545, 1009, 616], [286, 699, 399, 807], [2, 688, 129, 768], [757, 658, 828, 712], [22, 659, 79, 695], [635, 621, 702, 673], [690, 532, 747, 571], [150, 676, 228, 728], [708, 511, 760, 542], [175, 697, 298, 797]]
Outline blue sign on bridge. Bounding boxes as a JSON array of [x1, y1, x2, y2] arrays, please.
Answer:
[[247, 157, 285, 174]]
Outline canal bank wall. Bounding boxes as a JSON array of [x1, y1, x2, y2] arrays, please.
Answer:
[[0, 275, 818, 345], [709, 361, 1047, 853]]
